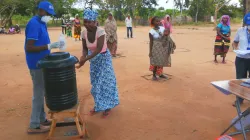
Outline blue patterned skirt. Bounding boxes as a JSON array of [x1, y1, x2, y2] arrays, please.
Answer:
[[88, 50, 119, 112]]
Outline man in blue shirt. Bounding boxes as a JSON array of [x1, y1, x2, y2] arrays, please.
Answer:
[[25, 1, 62, 133]]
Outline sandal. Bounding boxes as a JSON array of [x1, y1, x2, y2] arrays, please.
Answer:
[[89, 109, 96, 116], [159, 75, 168, 79], [152, 76, 158, 81], [27, 125, 50, 134], [40, 119, 51, 126], [102, 109, 111, 118]]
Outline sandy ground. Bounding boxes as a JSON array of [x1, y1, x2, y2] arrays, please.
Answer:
[[0, 25, 249, 140]]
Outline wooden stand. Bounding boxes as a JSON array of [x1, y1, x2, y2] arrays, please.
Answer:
[[47, 104, 88, 140]]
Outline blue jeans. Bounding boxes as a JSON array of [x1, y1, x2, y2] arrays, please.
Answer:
[[29, 69, 46, 128], [127, 27, 133, 38]]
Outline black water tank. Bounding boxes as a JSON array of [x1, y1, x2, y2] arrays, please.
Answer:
[[37, 52, 79, 111]]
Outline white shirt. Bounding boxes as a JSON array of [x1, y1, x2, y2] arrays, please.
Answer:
[[125, 17, 132, 27], [234, 26, 250, 59], [149, 26, 165, 39]]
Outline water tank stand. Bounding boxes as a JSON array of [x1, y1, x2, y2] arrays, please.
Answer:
[[46, 104, 89, 140]]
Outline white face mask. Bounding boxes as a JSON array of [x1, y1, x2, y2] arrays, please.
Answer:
[[41, 16, 52, 23]]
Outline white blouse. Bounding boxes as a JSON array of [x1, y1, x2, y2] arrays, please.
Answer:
[[149, 26, 165, 39]]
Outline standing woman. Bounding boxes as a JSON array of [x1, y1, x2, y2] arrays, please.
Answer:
[[149, 16, 170, 81], [76, 9, 119, 117], [161, 15, 172, 33], [105, 13, 118, 57], [214, 15, 231, 63], [73, 14, 81, 41]]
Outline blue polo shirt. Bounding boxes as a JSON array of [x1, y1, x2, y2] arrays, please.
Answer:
[[25, 16, 50, 69]]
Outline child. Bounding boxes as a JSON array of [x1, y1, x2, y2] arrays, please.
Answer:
[[66, 23, 72, 37], [161, 28, 176, 67]]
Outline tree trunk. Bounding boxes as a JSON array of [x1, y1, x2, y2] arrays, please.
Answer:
[[195, 1, 198, 23], [213, 5, 218, 31]]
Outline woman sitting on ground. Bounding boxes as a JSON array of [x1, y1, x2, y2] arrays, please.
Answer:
[[8, 26, 15, 34]]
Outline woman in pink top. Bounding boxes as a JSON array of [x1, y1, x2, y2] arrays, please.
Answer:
[[161, 15, 172, 33], [76, 9, 119, 118]]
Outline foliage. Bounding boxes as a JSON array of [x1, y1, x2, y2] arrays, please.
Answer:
[[188, 0, 242, 22], [173, 0, 190, 14], [188, 0, 214, 21], [0, 0, 77, 26], [0, 0, 244, 27]]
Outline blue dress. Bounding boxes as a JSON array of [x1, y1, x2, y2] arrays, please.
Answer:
[[88, 50, 119, 112]]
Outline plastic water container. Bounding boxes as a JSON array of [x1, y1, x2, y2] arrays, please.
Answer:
[[37, 52, 79, 111], [59, 34, 66, 51]]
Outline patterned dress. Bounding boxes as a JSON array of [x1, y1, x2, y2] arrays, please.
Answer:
[[105, 18, 118, 56], [81, 27, 119, 112], [214, 23, 231, 57], [149, 26, 175, 76], [74, 19, 81, 39]]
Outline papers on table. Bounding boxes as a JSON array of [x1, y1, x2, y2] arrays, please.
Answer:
[[234, 50, 250, 56]]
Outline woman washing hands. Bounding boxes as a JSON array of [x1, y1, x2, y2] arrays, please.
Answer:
[[76, 9, 119, 118]]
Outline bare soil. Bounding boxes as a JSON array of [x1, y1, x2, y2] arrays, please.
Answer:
[[0, 25, 249, 140]]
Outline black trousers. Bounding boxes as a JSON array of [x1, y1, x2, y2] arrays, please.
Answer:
[[235, 57, 250, 103], [62, 26, 66, 34], [127, 27, 133, 38]]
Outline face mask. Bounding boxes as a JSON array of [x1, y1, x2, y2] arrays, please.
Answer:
[[41, 16, 51, 23]]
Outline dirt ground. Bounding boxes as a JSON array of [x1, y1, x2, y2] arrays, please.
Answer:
[[0, 25, 249, 140]]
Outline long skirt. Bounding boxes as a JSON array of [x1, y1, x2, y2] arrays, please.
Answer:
[[149, 39, 171, 76], [214, 34, 230, 57], [74, 26, 81, 39], [107, 41, 117, 56], [88, 50, 119, 112]]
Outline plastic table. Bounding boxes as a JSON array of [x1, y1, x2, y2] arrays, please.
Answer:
[[211, 79, 250, 140]]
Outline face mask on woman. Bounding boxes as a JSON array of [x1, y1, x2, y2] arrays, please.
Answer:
[[41, 16, 52, 23]]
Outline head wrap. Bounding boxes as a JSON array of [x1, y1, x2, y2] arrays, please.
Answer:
[[164, 15, 171, 22], [108, 12, 113, 16], [75, 14, 79, 18], [220, 15, 230, 26], [83, 9, 98, 21]]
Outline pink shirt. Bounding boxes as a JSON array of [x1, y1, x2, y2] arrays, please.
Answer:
[[81, 27, 107, 53]]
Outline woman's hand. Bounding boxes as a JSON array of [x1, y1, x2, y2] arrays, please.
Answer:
[[76, 57, 87, 69]]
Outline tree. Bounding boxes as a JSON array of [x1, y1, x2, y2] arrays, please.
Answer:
[[0, 0, 21, 26], [213, 0, 231, 27], [0, 0, 77, 26], [188, 0, 214, 22], [173, 0, 190, 15]]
